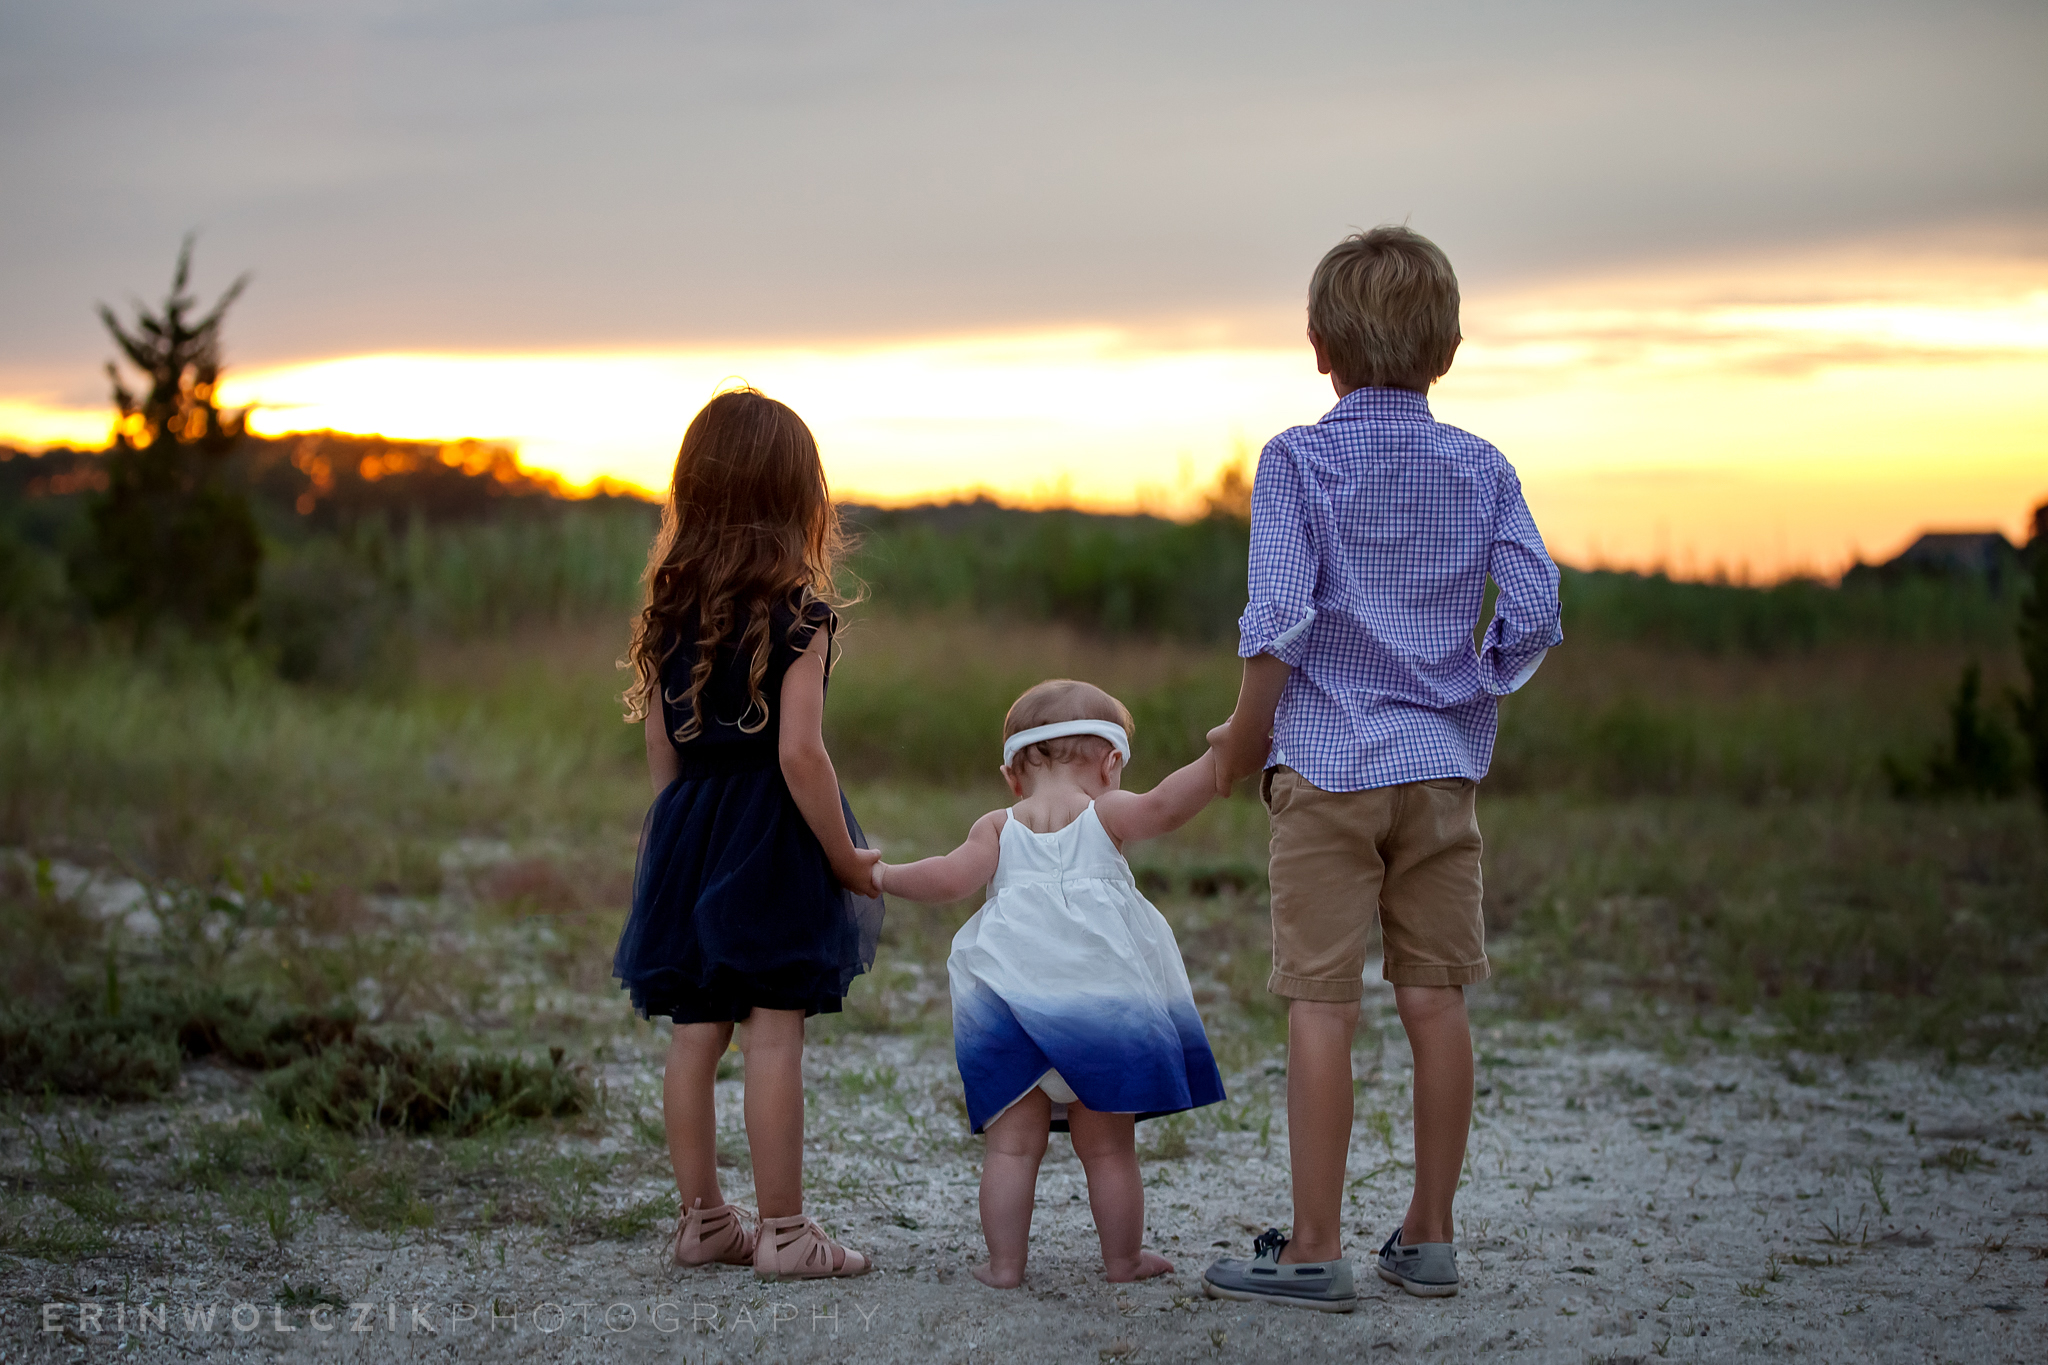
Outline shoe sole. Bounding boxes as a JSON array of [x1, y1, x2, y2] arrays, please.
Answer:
[[754, 1260, 874, 1282], [1376, 1264, 1458, 1298], [1201, 1279, 1357, 1313]]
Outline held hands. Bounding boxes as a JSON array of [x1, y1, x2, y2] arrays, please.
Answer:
[[1206, 723, 1232, 796], [1206, 718, 1268, 796], [833, 846, 883, 898]]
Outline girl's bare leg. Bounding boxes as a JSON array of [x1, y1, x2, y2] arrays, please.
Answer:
[[1067, 1102, 1173, 1282], [664, 1021, 735, 1210], [738, 1008, 808, 1218], [975, 1090, 1051, 1287]]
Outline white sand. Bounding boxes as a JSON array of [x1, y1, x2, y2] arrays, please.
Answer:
[[7, 1007, 2043, 1362]]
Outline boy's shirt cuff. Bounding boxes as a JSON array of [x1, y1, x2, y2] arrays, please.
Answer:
[[1237, 603, 1316, 666], [1483, 645, 1550, 696]]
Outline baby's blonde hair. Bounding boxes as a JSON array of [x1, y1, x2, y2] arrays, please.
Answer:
[[1308, 225, 1461, 390], [1002, 679, 1135, 773]]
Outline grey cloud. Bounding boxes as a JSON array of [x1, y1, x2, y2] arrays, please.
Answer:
[[2, 0, 2042, 374]]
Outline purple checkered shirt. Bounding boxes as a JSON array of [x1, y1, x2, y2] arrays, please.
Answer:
[[1237, 387, 1562, 792]]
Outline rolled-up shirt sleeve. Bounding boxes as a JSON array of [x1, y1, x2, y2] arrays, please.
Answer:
[[1478, 466, 1563, 695], [1237, 436, 1320, 666]]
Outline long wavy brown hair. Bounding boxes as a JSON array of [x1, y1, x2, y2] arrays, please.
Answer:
[[622, 388, 845, 741]]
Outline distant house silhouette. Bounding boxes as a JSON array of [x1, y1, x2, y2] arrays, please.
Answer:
[[1853, 528, 2023, 594], [1890, 532, 2016, 575]]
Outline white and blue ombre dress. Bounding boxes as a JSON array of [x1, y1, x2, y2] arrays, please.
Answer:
[[947, 803, 1225, 1134]]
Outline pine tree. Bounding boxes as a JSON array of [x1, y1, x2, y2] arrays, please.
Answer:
[[71, 238, 262, 633]]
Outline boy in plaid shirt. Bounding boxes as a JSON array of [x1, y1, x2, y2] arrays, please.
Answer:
[[1203, 226, 1561, 1309]]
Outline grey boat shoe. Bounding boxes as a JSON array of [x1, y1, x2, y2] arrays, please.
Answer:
[[1201, 1229, 1358, 1313], [1375, 1227, 1459, 1297]]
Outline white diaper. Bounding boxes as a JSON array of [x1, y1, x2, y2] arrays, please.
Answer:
[[1036, 1069, 1078, 1105]]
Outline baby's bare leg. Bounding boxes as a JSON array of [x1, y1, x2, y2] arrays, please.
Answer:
[[976, 1090, 1051, 1288], [1066, 1103, 1173, 1282]]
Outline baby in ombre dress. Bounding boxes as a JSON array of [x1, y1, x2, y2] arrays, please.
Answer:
[[874, 679, 1226, 1288]]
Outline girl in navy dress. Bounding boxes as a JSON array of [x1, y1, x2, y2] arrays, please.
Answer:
[[617, 387, 883, 1281]]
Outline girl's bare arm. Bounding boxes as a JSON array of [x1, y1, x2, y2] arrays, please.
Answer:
[[876, 810, 1005, 903], [778, 628, 881, 896], [1095, 749, 1222, 846], [644, 710, 680, 794]]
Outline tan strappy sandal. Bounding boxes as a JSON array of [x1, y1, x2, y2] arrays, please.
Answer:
[[670, 1199, 757, 1267], [753, 1213, 872, 1280]]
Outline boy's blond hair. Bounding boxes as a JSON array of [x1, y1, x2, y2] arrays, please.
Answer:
[[1002, 679, 1135, 772], [1308, 225, 1461, 390]]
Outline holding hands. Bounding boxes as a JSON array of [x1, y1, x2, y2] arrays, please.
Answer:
[[834, 846, 883, 898], [1206, 654, 1293, 795]]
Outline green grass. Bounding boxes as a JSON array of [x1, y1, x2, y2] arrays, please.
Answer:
[[267, 1035, 591, 1135], [1479, 795, 2048, 1061], [827, 611, 2028, 799], [0, 627, 644, 891], [0, 608, 2042, 1094], [845, 503, 1253, 640]]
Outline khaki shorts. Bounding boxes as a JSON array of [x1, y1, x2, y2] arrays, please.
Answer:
[[1263, 767, 1489, 998]]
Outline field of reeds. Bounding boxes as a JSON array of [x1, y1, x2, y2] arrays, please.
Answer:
[[3, 498, 2041, 1045], [2, 477, 2045, 1280]]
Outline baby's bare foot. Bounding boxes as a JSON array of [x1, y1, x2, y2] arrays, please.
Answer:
[[973, 1260, 1024, 1288], [1105, 1250, 1174, 1282]]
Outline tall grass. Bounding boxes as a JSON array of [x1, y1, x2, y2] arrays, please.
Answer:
[[1480, 795, 2048, 1062], [822, 612, 2022, 800], [0, 627, 644, 890], [1, 604, 2020, 902], [850, 503, 2022, 650], [826, 613, 1237, 787], [253, 502, 656, 664], [247, 497, 2025, 654], [0, 615, 2041, 1065], [1489, 641, 2028, 799], [1558, 566, 2019, 653], [844, 502, 1251, 639], [395, 502, 656, 635], [4, 492, 2041, 1072]]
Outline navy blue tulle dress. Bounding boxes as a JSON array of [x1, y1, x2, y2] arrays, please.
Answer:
[[613, 595, 883, 1023]]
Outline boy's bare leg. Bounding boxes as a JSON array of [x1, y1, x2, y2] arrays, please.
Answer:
[[1277, 998, 1361, 1263], [664, 1021, 735, 1211], [1394, 985, 1472, 1245], [1067, 1102, 1174, 1282], [975, 1090, 1052, 1287], [738, 1008, 808, 1218]]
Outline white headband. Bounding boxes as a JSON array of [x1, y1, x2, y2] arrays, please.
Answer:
[[1003, 720, 1131, 767]]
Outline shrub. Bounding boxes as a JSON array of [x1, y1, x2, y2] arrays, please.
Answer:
[[0, 1012, 185, 1102], [267, 1036, 590, 1135], [0, 977, 359, 1101], [1884, 662, 2022, 798], [255, 538, 412, 687], [2012, 542, 2048, 803], [0, 525, 71, 635]]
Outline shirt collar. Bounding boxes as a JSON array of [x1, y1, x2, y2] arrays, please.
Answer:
[[1319, 387, 1433, 424]]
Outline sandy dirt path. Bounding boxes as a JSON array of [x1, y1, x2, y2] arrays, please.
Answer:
[[7, 1006, 2044, 1362]]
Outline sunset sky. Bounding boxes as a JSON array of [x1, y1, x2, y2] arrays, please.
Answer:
[[2, 1, 2043, 578]]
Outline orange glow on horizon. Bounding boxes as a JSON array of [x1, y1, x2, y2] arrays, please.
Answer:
[[4, 240, 2043, 580]]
